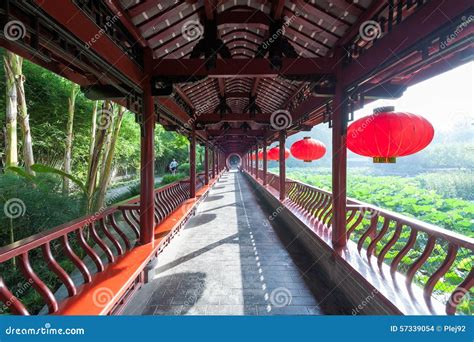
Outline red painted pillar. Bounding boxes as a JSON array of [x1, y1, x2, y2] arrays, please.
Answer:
[[212, 149, 216, 178], [255, 144, 259, 179], [189, 129, 196, 198], [332, 67, 348, 249], [279, 131, 286, 201], [204, 145, 209, 185], [139, 53, 155, 245], [263, 140, 267, 185], [253, 147, 257, 176]]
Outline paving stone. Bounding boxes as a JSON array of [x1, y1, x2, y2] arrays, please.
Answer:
[[122, 171, 322, 316]]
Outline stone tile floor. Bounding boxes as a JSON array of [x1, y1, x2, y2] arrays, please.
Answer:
[[123, 170, 322, 315]]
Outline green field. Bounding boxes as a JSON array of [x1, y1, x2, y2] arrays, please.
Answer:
[[272, 167, 474, 238], [271, 167, 473, 314]]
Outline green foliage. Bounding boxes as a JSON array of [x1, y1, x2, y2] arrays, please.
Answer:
[[30, 164, 87, 194], [285, 168, 474, 237], [0, 173, 84, 243], [177, 163, 190, 175], [416, 171, 474, 201], [161, 173, 186, 185]]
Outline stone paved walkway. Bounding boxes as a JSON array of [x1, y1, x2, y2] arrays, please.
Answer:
[[123, 170, 322, 315]]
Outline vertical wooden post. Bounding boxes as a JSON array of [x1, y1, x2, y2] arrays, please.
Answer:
[[262, 139, 267, 185], [189, 129, 196, 198], [204, 145, 209, 185], [255, 144, 259, 179], [279, 131, 286, 201], [332, 67, 348, 249], [253, 147, 257, 176], [139, 50, 155, 245], [211, 149, 216, 178]]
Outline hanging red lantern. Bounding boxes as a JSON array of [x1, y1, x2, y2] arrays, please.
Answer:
[[347, 106, 434, 163], [290, 137, 326, 162], [268, 147, 290, 161], [258, 151, 263, 159]]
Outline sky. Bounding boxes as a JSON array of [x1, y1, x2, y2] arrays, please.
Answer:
[[353, 61, 474, 134]]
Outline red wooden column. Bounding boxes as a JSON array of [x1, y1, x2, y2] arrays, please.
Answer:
[[262, 139, 267, 185], [211, 149, 215, 178], [204, 145, 209, 185], [139, 50, 155, 245], [255, 144, 259, 179], [279, 131, 286, 201], [189, 129, 196, 198], [253, 147, 257, 176], [331, 66, 348, 249]]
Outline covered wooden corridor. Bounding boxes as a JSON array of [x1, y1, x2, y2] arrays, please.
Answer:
[[0, 0, 472, 317]]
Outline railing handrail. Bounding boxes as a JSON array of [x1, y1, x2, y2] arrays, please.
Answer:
[[0, 178, 185, 262], [250, 167, 472, 314], [265, 169, 474, 250]]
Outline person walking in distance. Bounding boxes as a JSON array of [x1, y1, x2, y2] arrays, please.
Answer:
[[169, 158, 178, 175]]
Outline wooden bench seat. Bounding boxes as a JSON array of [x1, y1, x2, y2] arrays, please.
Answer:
[[55, 176, 219, 315]]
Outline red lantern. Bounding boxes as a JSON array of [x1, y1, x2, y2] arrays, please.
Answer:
[[347, 106, 434, 163], [258, 151, 263, 159], [268, 147, 290, 161], [290, 137, 326, 162]]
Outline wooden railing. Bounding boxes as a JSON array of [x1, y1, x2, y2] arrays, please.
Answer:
[[253, 170, 473, 315], [0, 178, 196, 315]]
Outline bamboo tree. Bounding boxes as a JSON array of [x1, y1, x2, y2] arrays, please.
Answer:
[[96, 106, 126, 209], [88, 101, 98, 164], [3, 51, 18, 168], [14, 55, 35, 174], [63, 84, 79, 193], [86, 100, 111, 212], [99, 108, 115, 182]]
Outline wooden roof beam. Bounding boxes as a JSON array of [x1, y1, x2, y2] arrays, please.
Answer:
[[196, 113, 272, 124], [271, 0, 285, 19], [151, 57, 336, 78], [204, 0, 216, 20]]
